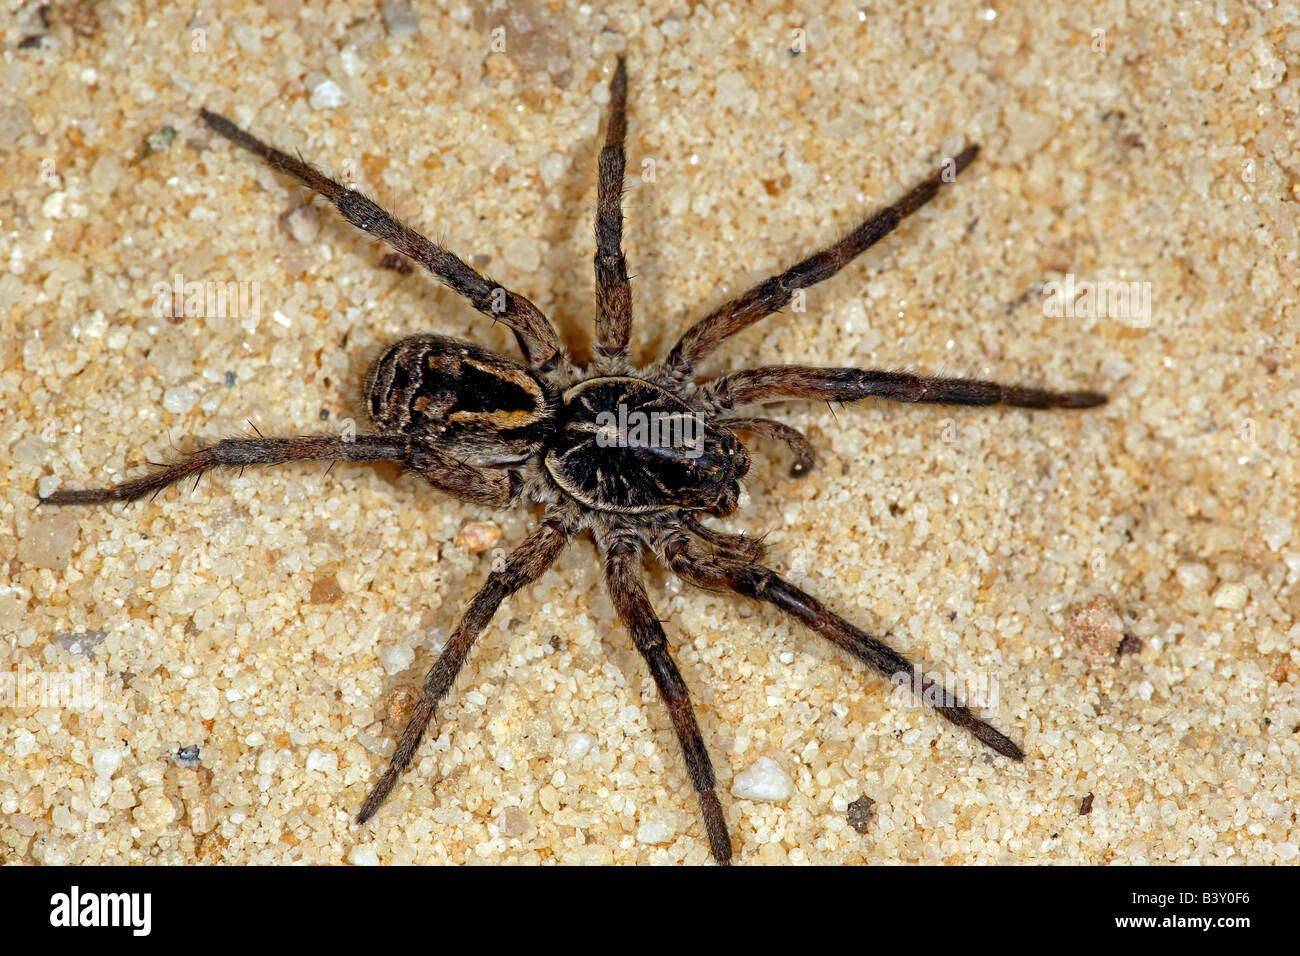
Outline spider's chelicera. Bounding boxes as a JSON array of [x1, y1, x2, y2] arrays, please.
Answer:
[[42, 60, 1105, 863]]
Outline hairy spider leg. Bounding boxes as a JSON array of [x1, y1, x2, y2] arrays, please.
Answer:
[[199, 109, 563, 371], [662, 530, 1025, 762], [358, 519, 569, 824], [660, 145, 981, 384], [603, 535, 733, 863], [706, 365, 1106, 411], [594, 57, 634, 363], [38, 435, 519, 507]]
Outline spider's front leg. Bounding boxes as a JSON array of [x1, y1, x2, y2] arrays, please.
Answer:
[[660, 145, 981, 384], [39, 435, 520, 507], [602, 531, 733, 864], [661, 530, 1025, 762], [705, 365, 1106, 412], [198, 109, 563, 371], [358, 518, 569, 824], [593, 57, 633, 362]]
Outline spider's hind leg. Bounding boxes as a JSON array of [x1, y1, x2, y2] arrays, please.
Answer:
[[661, 530, 1025, 762], [602, 531, 733, 864], [357, 518, 569, 824]]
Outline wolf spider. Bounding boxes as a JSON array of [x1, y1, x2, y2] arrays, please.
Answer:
[[41, 59, 1105, 863]]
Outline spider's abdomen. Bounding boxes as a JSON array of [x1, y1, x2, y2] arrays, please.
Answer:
[[363, 335, 554, 463], [544, 377, 749, 515]]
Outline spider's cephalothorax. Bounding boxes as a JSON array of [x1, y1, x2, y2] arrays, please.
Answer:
[[42, 60, 1106, 864], [546, 376, 750, 516]]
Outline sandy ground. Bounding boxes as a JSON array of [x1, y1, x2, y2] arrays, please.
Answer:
[[1, 0, 1296, 865]]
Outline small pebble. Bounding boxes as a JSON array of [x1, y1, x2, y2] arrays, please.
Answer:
[[162, 385, 198, 414], [386, 687, 416, 725], [18, 513, 79, 570], [456, 521, 501, 553], [36, 475, 62, 499], [1175, 561, 1211, 590], [731, 757, 793, 802], [538, 152, 566, 187], [306, 749, 337, 773], [1249, 38, 1286, 91], [502, 235, 542, 272], [92, 748, 121, 779], [382, 0, 419, 37], [339, 45, 363, 76], [42, 191, 66, 218], [1212, 583, 1249, 611], [10, 434, 49, 467], [142, 125, 175, 157], [563, 732, 596, 762], [498, 807, 528, 838], [309, 79, 345, 110], [636, 820, 672, 845], [1068, 595, 1124, 669], [308, 573, 343, 604], [923, 797, 954, 827], [348, 846, 380, 866], [1261, 516, 1292, 552], [133, 792, 177, 829], [51, 630, 107, 657], [714, 70, 750, 109], [0, 101, 33, 146], [847, 795, 876, 833], [378, 641, 414, 676], [281, 203, 319, 244]]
